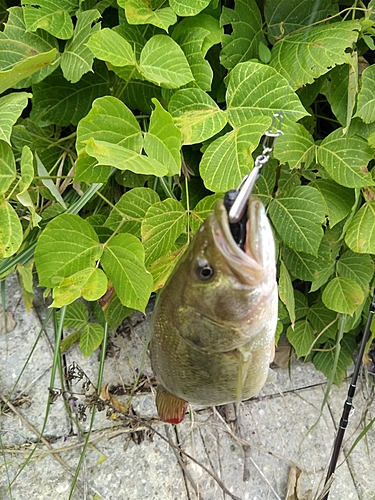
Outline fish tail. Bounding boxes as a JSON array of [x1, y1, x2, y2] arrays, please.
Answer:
[[156, 385, 188, 424]]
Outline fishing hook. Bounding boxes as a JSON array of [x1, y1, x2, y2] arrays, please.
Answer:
[[228, 113, 283, 224]]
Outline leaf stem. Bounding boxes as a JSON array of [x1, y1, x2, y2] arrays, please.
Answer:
[[159, 176, 177, 200], [185, 175, 190, 244]]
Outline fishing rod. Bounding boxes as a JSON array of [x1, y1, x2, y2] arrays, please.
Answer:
[[320, 293, 375, 500]]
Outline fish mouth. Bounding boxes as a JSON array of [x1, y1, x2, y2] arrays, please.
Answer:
[[213, 197, 275, 283]]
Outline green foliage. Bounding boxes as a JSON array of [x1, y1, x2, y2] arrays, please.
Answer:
[[2, 0, 375, 374]]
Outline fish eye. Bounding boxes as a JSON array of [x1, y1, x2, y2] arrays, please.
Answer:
[[196, 263, 215, 281]]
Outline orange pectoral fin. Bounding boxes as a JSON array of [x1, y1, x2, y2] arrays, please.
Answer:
[[156, 385, 188, 424]]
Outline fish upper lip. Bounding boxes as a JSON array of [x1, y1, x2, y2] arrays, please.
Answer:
[[213, 202, 263, 272]]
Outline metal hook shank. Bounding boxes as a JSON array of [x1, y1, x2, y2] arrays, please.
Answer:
[[227, 113, 284, 224]]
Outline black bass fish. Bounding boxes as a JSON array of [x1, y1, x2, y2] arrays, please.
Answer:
[[150, 196, 278, 423]]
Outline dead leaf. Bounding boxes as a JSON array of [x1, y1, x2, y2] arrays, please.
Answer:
[[363, 353, 372, 364], [0, 311, 16, 334], [99, 383, 129, 414], [273, 336, 294, 369], [285, 465, 312, 500], [98, 284, 115, 309]]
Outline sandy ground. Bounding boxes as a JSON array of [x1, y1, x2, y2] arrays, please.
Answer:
[[1, 272, 374, 500]]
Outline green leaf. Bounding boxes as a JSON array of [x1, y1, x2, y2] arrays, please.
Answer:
[[119, 0, 177, 32], [0, 7, 59, 90], [179, 14, 223, 55], [75, 95, 142, 182], [85, 214, 112, 243], [278, 299, 289, 322], [80, 323, 104, 358], [270, 21, 360, 90], [169, 88, 227, 145], [336, 249, 374, 291], [0, 141, 16, 196], [313, 334, 356, 385], [355, 64, 375, 124], [317, 129, 374, 188], [103, 294, 133, 329], [277, 164, 301, 195], [35, 214, 103, 289], [139, 35, 194, 88], [31, 65, 109, 127], [82, 268, 108, 301], [76, 95, 142, 152], [0, 200, 23, 258], [172, 26, 212, 91], [265, 0, 338, 41], [11, 119, 61, 170], [86, 27, 136, 67], [105, 187, 160, 237], [310, 179, 355, 228], [282, 236, 332, 281], [307, 300, 338, 341], [17, 146, 34, 194], [252, 162, 276, 207], [21, 0, 77, 40], [101, 233, 153, 312], [0, 0, 6, 18], [220, 0, 265, 71], [0, 93, 32, 145], [279, 260, 295, 326], [269, 186, 326, 255], [190, 192, 223, 233], [0, 49, 57, 95], [344, 298, 365, 333], [200, 116, 272, 192], [115, 172, 150, 189], [149, 245, 187, 291], [36, 153, 67, 209], [85, 138, 168, 176], [321, 64, 350, 127], [226, 62, 308, 127], [258, 41, 271, 64], [60, 9, 101, 83], [62, 301, 88, 329], [322, 277, 364, 315], [17, 190, 41, 227], [74, 152, 111, 184], [170, 0, 210, 16], [144, 98, 182, 176], [348, 117, 375, 141], [287, 320, 315, 358], [117, 80, 163, 114], [142, 198, 187, 266], [310, 262, 335, 293], [51, 268, 107, 307], [273, 123, 315, 169], [345, 201, 375, 254], [107, 23, 146, 81], [294, 290, 308, 321], [60, 330, 82, 353], [172, 14, 223, 91]]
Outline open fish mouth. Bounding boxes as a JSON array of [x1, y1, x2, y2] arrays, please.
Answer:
[[212, 196, 276, 285]]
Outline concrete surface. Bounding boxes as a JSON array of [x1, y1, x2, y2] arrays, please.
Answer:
[[1, 272, 374, 500]]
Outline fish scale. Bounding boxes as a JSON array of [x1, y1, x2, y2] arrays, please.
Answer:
[[150, 196, 278, 423]]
